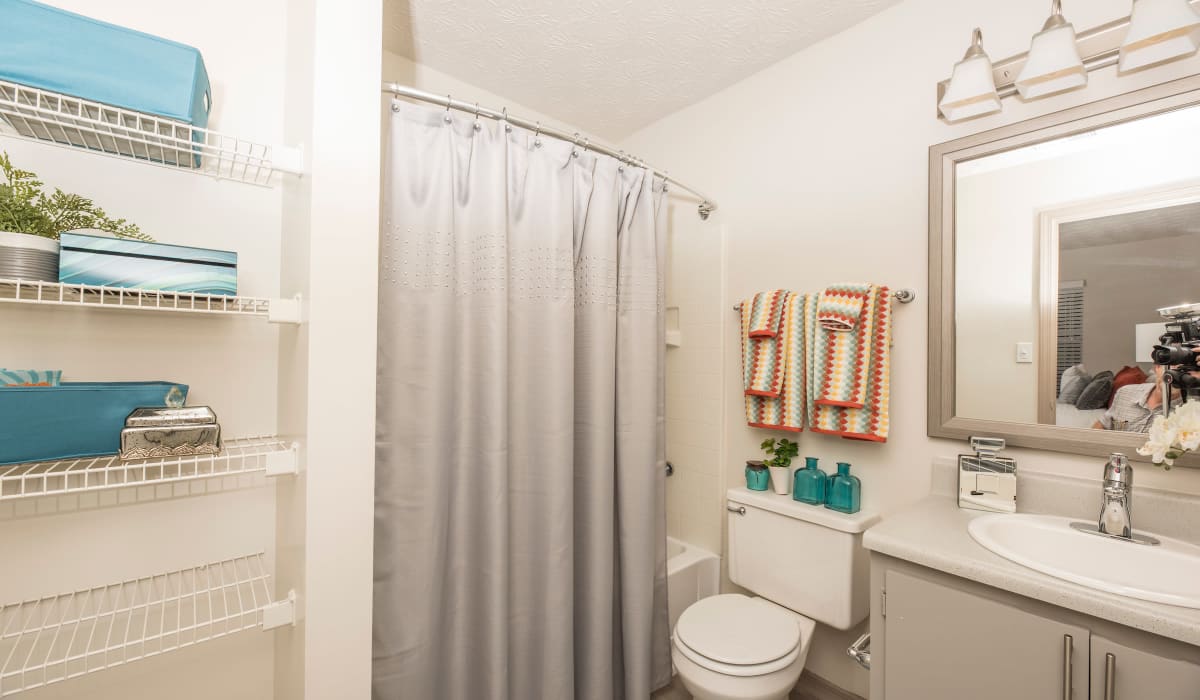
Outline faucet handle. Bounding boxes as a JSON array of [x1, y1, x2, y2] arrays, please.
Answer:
[[1103, 453, 1132, 487]]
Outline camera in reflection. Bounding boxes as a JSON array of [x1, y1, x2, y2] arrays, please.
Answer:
[[1153, 303, 1200, 403]]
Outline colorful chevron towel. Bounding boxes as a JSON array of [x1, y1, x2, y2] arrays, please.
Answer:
[[746, 289, 788, 338], [741, 290, 791, 397], [742, 292, 806, 432], [807, 286, 893, 442], [818, 283, 871, 332], [811, 284, 878, 410]]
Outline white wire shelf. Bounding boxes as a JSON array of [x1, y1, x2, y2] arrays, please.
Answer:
[[0, 552, 295, 696], [0, 436, 298, 502], [0, 80, 303, 187], [0, 278, 302, 324]]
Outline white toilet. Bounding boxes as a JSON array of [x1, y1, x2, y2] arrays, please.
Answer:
[[671, 487, 879, 700]]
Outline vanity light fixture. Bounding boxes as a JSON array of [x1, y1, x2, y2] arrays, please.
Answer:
[[1119, 0, 1200, 72], [936, 0, 1200, 121], [938, 29, 1002, 122], [1017, 0, 1087, 99]]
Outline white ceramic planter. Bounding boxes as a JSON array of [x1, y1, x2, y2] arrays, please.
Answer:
[[768, 466, 792, 495], [0, 231, 60, 282]]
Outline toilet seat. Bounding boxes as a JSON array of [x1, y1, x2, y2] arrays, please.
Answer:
[[672, 594, 802, 678]]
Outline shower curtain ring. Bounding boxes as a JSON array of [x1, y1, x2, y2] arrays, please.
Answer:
[[571, 132, 581, 158], [534, 122, 543, 148], [473, 102, 482, 131], [443, 94, 452, 124], [502, 107, 511, 132]]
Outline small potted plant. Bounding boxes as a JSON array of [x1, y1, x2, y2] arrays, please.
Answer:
[[761, 437, 799, 495], [745, 459, 769, 491], [0, 151, 150, 282]]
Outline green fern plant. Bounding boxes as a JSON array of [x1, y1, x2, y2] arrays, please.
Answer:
[[0, 151, 152, 241], [760, 438, 799, 469]]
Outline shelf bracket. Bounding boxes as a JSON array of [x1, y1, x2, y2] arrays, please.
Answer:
[[261, 589, 297, 630], [268, 294, 303, 325], [265, 442, 300, 477], [272, 144, 306, 176]]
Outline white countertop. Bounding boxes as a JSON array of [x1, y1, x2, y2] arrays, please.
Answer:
[[863, 495, 1200, 647]]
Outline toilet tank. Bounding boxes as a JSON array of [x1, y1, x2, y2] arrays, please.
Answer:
[[727, 487, 880, 630]]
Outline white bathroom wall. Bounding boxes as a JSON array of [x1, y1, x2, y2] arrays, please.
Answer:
[[290, 2, 381, 697], [0, 0, 287, 698], [1060, 234, 1200, 375], [664, 208, 725, 556], [621, 0, 1200, 694]]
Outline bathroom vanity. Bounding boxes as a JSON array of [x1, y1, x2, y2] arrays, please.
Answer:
[[863, 495, 1200, 699]]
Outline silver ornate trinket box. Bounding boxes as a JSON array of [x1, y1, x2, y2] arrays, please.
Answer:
[[120, 406, 222, 460]]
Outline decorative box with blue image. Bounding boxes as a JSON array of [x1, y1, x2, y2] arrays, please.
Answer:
[[59, 232, 237, 296]]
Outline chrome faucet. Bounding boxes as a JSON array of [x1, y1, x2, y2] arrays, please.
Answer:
[[1098, 453, 1133, 539], [1071, 453, 1160, 545]]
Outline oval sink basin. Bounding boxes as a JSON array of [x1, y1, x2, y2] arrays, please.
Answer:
[[968, 513, 1200, 609]]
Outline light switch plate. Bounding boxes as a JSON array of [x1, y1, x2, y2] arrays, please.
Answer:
[[1016, 342, 1034, 363]]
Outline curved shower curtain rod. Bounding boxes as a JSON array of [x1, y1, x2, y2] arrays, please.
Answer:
[[382, 81, 718, 220]]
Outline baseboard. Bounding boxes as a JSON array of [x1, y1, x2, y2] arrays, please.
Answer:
[[791, 671, 866, 700]]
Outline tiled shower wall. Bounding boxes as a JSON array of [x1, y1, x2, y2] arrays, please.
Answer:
[[664, 206, 724, 555]]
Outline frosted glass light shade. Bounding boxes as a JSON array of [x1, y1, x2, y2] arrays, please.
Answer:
[[1017, 23, 1087, 99], [939, 55, 1001, 122], [1120, 0, 1200, 72]]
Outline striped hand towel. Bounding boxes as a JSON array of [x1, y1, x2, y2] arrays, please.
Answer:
[[813, 284, 878, 409], [741, 290, 790, 397], [818, 283, 872, 332], [743, 291, 806, 431], [808, 286, 893, 442], [747, 289, 788, 338]]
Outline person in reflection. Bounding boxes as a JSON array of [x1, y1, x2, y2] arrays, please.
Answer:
[[1093, 348, 1200, 432]]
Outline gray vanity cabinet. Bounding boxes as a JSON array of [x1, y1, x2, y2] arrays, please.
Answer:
[[882, 569, 1090, 699], [1089, 634, 1200, 700], [870, 554, 1200, 699]]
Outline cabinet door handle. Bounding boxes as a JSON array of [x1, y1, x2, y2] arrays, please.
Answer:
[[1062, 634, 1073, 700], [1104, 652, 1116, 700]]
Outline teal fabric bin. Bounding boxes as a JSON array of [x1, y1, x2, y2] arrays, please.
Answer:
[[59, 232, 237, 296], [0, 382, 188, 465], [0, 0, 212, 165], [0, 0, 211, 127]]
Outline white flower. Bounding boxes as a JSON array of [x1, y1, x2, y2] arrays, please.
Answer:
[[1170, 401, 1200, 452], [1138, 415, 1180, 466]]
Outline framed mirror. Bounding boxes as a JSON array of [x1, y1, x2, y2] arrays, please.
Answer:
[[930, 76, 1200, 464]]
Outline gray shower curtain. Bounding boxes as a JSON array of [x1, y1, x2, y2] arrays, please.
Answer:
[[374, 100, 670, 700]]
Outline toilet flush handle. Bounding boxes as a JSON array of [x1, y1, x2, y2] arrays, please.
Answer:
[[726, 505, 747, 516], [848, 633, 871, 670]]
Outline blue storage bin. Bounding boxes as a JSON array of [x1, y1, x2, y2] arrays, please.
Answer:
[[0, 0, 212, 165], [0, 382, 189, 465], [59, 232, 237, 296]]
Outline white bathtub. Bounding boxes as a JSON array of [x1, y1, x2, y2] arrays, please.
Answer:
[[666, 537, 721, 634]]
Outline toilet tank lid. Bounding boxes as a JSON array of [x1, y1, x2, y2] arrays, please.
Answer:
[[727, 487, 880, 533]]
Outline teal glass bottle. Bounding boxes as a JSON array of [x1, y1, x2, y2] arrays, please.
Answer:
[[792, 457, 827, 505], [825, 462, 862, 514]]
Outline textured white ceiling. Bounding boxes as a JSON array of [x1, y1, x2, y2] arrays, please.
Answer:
[[383, 0, 901, 140], [1060, 202, 1200, 250]]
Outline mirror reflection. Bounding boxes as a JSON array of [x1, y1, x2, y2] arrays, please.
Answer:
[[955, 104, 1200, 432]]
